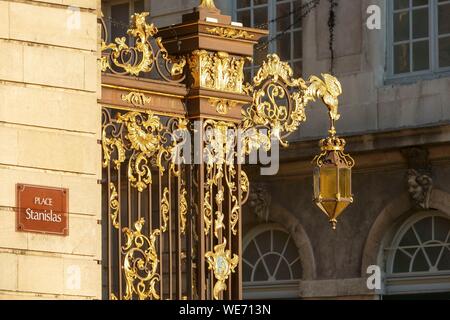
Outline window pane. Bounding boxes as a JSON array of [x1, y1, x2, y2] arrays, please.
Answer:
[[394, 43, 410, 73], [277, 2, 291, 31], [412, 250, 430, 272], [254, 0, 268, 5], [111, 3, 130, 41], [256, 231, 271, 254], [393, 250, 411, 273], [237, 0, 251, 9], [293, 30, 302, 59], [434, 217, 450, 242], [272, 230, 289, 253], [294, 0, 303, 29], [394, 0, 409, 10], [254, 37, 269, 66], [237, 9, 251, 26], [243, 240, 259, 265], [254, 261, 269, 281], [394, 12, 410, 42], [415, 217, 433, 242], [277, 33, 291, 61], [438, 3, 450, 35], [134, 0, 144, 13], [275, 260, 291, 280], [437, 248, 450, 271], [412, 8, 428, 39], [413, 40, 429, 71], [413, 0, 429, 6], [254, 7, 268, 27], [439, 36, 450, 67]]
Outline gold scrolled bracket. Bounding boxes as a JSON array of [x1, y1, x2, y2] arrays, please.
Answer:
[[241, 54, 343, 153], [205, 239, 239, 300], [100, 12, 186, 82]]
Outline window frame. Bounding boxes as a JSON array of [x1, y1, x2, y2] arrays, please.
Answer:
[[387, 0, 450, 83], [383, 211, 450, 296], [242, 224, 302, 300]]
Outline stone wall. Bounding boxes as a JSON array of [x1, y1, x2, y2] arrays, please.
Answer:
[[0, 0, 102, 299], [294, 0, 450, 140]]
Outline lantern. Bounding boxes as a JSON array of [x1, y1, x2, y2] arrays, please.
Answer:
[[313, 135, 355, 230]]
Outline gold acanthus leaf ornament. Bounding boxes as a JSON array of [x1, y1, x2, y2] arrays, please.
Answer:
[[206, 27, 254, 40], [102, 109, 189, 193], [205, 239, 239, 300], [241, 54, 343, 150], [122, 218, 161, 300], [188, 50, 249, 94]]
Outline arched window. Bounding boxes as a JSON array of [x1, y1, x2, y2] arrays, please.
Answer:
[[384, 212, 450, 298], [243, 224, 302, 299]]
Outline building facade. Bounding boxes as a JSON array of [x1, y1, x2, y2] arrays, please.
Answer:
[[0, 0, 449, 300]]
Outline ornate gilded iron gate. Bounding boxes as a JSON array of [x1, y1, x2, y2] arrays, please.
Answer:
[[100, 4, 352, 300], [102, 109, 193, 300]]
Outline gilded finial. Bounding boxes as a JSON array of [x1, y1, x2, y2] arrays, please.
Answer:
[[199, 0, 217, 9]]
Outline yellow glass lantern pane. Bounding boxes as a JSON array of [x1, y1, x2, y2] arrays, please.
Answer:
[[339, 168, 352, 198], [319, 167, 337, 199]]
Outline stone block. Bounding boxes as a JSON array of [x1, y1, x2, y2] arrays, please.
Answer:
[[0, 83, 99, 134], [0, 40, 23, 82], [9, 2, 97, 51]]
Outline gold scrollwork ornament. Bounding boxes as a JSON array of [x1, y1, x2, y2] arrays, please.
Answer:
[[122, 218, 161, 300], [109, 183, 120, 229]]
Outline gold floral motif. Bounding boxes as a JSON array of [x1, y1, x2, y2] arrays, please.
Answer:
[[205, 239, 239, 300], [101, 12, 186, 80], [109, 183, 120, 229], [209, 98, 237, 115], [206, 27, 254, 40], [179, 188, 188, 235], [188, 50, 249, 94], [122, 91, 151, 108], [160, 188, 170, 233], [241, 54, 343, 149], [122, 218, 161, 300]]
